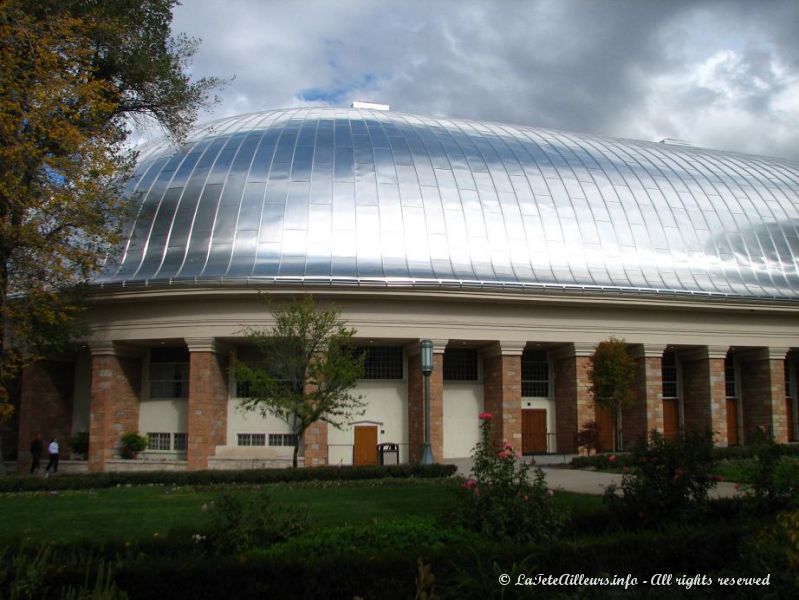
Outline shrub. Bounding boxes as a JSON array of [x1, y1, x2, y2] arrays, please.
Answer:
[[604, 430, 719, 526], [571, 452, 632, 471], [119, 432, 147, 459], [261, 516, 482, 560], [454, 412, 566, 543], [737, 432, 799, 510], [745, 510, 799, 591], [69, 432, 89, 459], [0, 463, 458, 493], [203, 492, 306, 555]]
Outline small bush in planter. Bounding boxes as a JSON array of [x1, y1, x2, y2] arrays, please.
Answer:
[[69, 432, 89, 459], [119, 432, 148, 459]]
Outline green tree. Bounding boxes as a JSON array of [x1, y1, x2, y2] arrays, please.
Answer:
[[588, 336, 636, 452], [0, 1, 221, 446], [235, 296, 366, 468]]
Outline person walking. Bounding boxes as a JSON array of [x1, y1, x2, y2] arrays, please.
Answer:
[[44, 437, 59, 476], [29, 433, 43, 474]]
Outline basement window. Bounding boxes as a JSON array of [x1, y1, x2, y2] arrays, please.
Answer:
[[237, 433, 266, 446], [268, 433, 299, 447], [146, 432, 187, 452], [147, 432, 171, 451], [173, 433, 188, 452]]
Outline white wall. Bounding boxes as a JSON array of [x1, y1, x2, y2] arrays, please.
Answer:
[[71, 350, 91, 434], [138, 398, 188, 434], [443, 383, 484, 459], [216, 398, 295, 459], [328, 380, 408, 465]]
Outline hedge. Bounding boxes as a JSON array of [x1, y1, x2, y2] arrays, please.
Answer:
[[0, 463, 458, 493], [571, 443, 799, 470], [38, 522, 752, 600]]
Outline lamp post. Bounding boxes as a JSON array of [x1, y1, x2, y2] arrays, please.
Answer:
[[420, 339, 434, 465]]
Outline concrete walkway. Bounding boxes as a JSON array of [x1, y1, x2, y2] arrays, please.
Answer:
[[448, 457, 739, 498]]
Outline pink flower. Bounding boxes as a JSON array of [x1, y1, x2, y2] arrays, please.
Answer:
[[515, 451, 522, 459], [608, 455, 617, 463], [498, 449, 510, 460], [547, 489, 554, 497], [523, 495, 529, 502], [503, 441, 513, 450], [479, 411, 493, 421], [463, 478, 477, 489]]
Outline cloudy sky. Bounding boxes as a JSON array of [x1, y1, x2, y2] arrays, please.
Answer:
[[168, 0, 799, 160]]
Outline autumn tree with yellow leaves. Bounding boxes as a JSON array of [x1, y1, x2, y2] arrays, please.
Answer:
[[0, 1, 221, 459]]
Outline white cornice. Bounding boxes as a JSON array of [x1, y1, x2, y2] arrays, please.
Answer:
[[84, 284, 799, 315]]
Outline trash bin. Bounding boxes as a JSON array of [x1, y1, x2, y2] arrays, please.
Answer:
[[377, 442, 400, 466]]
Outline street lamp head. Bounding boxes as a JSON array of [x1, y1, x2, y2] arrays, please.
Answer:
[[420, 339, 434, 374]]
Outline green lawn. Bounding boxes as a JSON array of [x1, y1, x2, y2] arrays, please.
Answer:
[[0, 479, 599, 545]]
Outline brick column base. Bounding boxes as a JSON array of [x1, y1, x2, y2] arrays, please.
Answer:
[[740, 352, 787, 443], [482, 352, 522, 449], [88, 350, 141, 472], [682, 356, 727, 445], [303, 421, 328, 466], [554, 351, 593, 454], [187, 350, 228, 471], [18, 361, 74, 474]]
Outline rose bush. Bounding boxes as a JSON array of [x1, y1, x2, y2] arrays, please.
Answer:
[[455, 412, 566, 543]]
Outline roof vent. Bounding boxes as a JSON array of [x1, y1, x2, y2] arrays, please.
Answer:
[[658, 138, 691, 146], [351, 101, 390, 111]]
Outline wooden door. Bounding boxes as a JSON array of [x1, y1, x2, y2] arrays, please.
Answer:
[[353, 425, 378, 466], [595, 406, 614, 452], [522, 409, 547, 454], [663, 399, 679, 441], [726, 399, 739, 446], [787, 398, 795, 442]]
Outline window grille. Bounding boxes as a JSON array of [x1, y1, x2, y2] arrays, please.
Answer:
[[237, 433, 266, 446], [522, 350, 549, 397], [662, 351, 678, 398], [268, 433, 299, 447], [150, 347, 189, 399], [358, 346, 403, 379], [443, 348, 478, 381], [147, 432, 171, 451], [173, 433, 188, 452], [725, 356, 737, 398]]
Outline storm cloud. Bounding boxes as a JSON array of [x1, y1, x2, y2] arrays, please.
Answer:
[[167, 0, 799, 160]]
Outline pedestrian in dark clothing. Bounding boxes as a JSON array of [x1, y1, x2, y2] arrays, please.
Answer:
[[30, 434, 43, 474], [44, 437, 59, 476]]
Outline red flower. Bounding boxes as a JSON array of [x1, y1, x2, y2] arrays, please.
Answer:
[[463, 478, 477, 489], [479, 411, 493, 421], [608, 455, 617, 463]]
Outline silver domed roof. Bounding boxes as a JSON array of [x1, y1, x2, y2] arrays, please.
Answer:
[[98, 107, 799, 300]]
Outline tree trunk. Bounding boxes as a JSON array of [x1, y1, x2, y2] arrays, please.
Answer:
[[0, 433, 6, 476], [292, 441, 300, 468]]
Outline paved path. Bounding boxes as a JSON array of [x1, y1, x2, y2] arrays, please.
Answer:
[[448, 457, 739, 498]]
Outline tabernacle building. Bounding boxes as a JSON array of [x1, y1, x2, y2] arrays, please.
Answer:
[[16, 107, 799, 471]]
